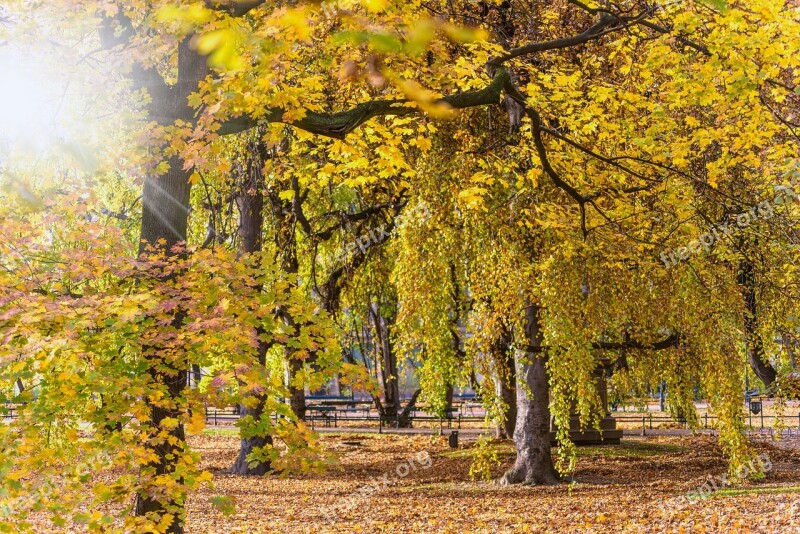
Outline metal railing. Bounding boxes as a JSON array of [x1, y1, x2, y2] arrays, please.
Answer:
[[614, 412, 800, 436]]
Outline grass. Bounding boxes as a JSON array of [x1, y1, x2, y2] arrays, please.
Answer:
[[202, 427, 239, 435], [713, 485, 800, 497], [578, 440, 687, 457]]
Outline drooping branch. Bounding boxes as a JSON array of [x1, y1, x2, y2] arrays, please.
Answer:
[[502, 79, 590, 235], [204, 6, 709, 144]]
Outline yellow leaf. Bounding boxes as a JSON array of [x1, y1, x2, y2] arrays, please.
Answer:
[[363, 0, 388, 12], [161, 417, 180, 430]]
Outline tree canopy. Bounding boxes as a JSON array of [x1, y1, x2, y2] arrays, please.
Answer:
[[1, 0, 799, 531]]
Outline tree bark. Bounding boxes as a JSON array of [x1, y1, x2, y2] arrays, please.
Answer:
[[738, 258, 777, 388], [229, 336, 272, 475], [370, 300, 412, 427], [500, 304, 559, 486], [263, 160, 305, 421], [134, 368, 188, 523], [229, 412, 272, 475], [491, 327, 516, 439], [445, 384, 454, 412], [228, 129, 274, 475], [121, 30, 209, 530], [288, 357, 306, 420], [133, 156, 194, 531]]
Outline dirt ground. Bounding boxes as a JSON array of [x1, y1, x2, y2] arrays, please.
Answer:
[[185, 431, 800, 533]]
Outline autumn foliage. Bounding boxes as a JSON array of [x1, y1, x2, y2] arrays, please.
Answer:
[[1, 0, 800, 531]]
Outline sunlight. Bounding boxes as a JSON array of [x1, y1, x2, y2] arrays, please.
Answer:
[[0, 51, 65, 147]]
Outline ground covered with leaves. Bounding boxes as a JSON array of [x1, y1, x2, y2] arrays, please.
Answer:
[[185, 431, 800, 533]]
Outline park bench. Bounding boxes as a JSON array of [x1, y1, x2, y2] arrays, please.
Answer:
[[307, 405, 338, 428], [442, 406, 460, 428], [462, 401, 483, 416], [1, 404, 19, 420], [340, 401, 372, 418], [205, 406, 239, 426]]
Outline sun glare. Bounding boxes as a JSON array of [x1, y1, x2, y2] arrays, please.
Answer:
[[0, 52, 67, 148]]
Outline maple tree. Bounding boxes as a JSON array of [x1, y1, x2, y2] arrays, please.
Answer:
[[1, 0, 800, 531]]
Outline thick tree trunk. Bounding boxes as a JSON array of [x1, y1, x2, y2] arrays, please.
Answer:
[[500, 305, 559, 486], [134, 370, 188, 523], [119, 27, 210, 529], [738, 259, 777, 388], [230, 410, 272, 475], [133, 156, 194, 532]]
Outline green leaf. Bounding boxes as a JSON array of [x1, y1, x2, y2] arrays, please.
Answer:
[[699, 0, 727, 11], [210, 495, 236, 516]]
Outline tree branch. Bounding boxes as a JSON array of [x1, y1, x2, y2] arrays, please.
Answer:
[[487, 14, 621, 67], [218, 68, 511, 139], [518, 332, 680, 353]]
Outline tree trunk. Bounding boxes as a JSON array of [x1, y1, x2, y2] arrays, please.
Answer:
[[133, 156, 194, 531], [229, 408, 272, 475], [445, 384, 454, 411], [492, 329, 516, 439], [370, 301, 411, 427], [289, 357, 306, 420], [374, 303, 400, 415], [228, 130, 274, 475], [261, 157, 307, 421], [500, 304, 559, 486], [229, 334, 273, 475], [738, 259, 777, 388], [190, 364, 202, 389], [123, 28, 209, 529]]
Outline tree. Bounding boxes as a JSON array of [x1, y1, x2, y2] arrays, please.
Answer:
[[501, 305, 559, 485]]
